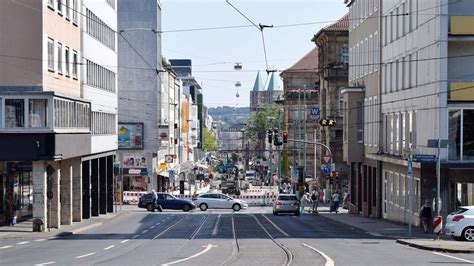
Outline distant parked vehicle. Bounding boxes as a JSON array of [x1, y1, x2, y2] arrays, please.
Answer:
[[138, 192, 195, 212], [445, 206, 474, 241], [193, 193, 248, 211]]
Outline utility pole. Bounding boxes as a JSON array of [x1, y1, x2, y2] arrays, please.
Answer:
[[408, 148, 413, 236], [314, 129, 317, 183], [436, 137, 441, 216], [303, 84, 307, 178]]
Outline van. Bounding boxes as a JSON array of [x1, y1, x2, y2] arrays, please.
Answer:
[[245, 170, 256, 182]]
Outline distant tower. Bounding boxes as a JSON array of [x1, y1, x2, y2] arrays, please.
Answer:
[[250, 72, 264, 113]]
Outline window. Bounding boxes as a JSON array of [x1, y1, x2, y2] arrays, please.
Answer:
[[65, 0, 70, 19], [86, 9, 115, 51], [86, 60, 116, 92], [57, 43, 63, 74], [29, 99, 47, 128], [449, 109, 474, 161], [5, 99, 25, 128], [54, 99, 90, 129], [72, 0, 77, 24], [72, 50, 78, 79], [364, 38, 368, 75], [48, 0, 54, 9], [92, 112, 116, 135], [402, 112, 406, 150], [341, 45, 349, 64], [357, 100, 364, 143], [65, 46, 70, 77], [48, 38, 54, 71], [369, 35, 373, 73], [374, 96, 379, 147], [57, 0, 62, 14], [374, 32, 379, 72]]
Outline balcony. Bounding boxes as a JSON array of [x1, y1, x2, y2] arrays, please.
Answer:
[[450, 82, 474, 101], [450, 16, 474, 36]]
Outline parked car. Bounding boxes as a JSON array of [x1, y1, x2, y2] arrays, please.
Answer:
[[193, 193, 248, 211], [138, 192, 195, 212], [445, 206, 474, 241], [273, 194, 300, 216]]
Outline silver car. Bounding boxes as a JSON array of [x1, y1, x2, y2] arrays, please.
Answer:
[[193, 193, 248, 211], [273, 194, 300, 216]]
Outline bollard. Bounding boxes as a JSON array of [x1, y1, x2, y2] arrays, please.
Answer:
[[433, 216, 443, 240]]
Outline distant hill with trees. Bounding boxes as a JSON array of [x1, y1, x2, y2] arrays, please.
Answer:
[[208, 106, 250, 130]]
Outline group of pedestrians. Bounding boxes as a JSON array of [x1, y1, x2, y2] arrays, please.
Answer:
[[299, 189, 321, 214]]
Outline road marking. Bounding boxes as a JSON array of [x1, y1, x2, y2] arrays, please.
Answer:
[[75, 253, 95, 259], [0, 245, 13, 249], [189, 215, 209, 240], [156, 222, 160, 225], [120, 239, 129, 244], [34, 239, 46, 242], [212, 214, 221, 236], [35, 262, 55, 265], [104, 245, 115, 250], [17, 241, 30, 245], [142, 229, 148, 233], [302, 243, 335, 266], [261, 214, 289, 237], [151, 225, 156, 229], [162, 244, 216, 265], [367, 232, 383, 237], [133, 235, 140, 238], [153, 216, 186, 240], [433, 252, 474, 264]]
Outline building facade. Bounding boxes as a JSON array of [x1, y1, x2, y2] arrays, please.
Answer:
[[281, 47, 320, 182], [312, 15, 350, 193], [117, 0, 162, 194]]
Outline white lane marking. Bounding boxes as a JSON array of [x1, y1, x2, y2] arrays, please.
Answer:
[[17, 241, 30, 245], [212, 214, 221, 236], [34, 262, 55, 266], [162, 244, 216, 265], [156, 222, 160, 225], [302, 243, 335, 266], [75, 253, 95, 259], [151, 225, 156, 229], [104, 245, 115, 250], [433, 252, 474, 264], [142, 229, 148, 233], [261, 214, 289, 237], [0, 245, 13, 249], [367, 232, 383, 237], [133, 235, 140, 239], [120, 239, 129, 244], [34, 239, 47, 242]]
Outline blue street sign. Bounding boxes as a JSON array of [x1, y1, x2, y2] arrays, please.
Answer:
[[407, 160, 413, 176], [310, 107, 320, 119], [320, 164, 331, 175]]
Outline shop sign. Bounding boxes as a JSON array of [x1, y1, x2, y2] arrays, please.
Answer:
[[123, 168, 147, 176], [7, 162, 33, 172], [118, 123, 144, 149]]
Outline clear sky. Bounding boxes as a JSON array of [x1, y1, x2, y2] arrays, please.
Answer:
[[161, 0, 348, 108]]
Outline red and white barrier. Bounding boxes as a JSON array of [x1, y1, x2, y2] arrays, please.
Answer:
[[433, 216, 443, 238], [123, 191, 147, 205]]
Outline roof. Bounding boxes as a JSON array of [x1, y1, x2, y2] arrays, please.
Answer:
[[281, 47, 318, 74], [252, 72, 264, 91], [266, 72, 280, 91], [311, 14, 349, 42]]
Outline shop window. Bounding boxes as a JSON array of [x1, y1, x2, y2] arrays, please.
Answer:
[[449, 110, 462, 160], [463, 110, 474, 160], [29, 99, 47, 128], [5, 99, 25, 128]]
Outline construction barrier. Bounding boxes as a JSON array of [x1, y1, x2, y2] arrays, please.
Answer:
[[123, 191, 147, 205], [433, 216, 443, 239]]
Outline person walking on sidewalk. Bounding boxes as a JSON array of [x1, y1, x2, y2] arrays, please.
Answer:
[[311, 189, 319, 214], [331, 191, 341, 214], [419, 200, 433, 233], [300, 192, 309, 214]]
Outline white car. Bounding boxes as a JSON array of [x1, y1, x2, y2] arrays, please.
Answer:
[[193, 193, 248, 211], [244, 171, 256, 182], [445, 206, 474, 241]]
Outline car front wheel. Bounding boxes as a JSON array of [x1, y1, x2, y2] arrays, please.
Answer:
[[183, 204, 191, 212], [462, 227, 474, 242], [200, 203, 208, 211], [232, 204, 241, 212]]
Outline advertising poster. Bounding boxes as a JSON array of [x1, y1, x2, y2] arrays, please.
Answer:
[[118, 123, 144, 149], [122, 154, 147, 168]]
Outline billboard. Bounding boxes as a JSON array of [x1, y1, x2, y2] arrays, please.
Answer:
[[118, 123, 144, 149]]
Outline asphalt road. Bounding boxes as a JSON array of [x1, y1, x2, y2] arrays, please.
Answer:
[[1, 207, 474, 266]]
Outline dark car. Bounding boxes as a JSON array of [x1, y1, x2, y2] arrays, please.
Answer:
[[138, 192, 195, 212]]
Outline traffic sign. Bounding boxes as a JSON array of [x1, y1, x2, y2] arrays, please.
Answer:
[[165, 155, 173, 163], [323, 156, 331, 164], [320, 164, 331, 175], [310, 107, 320, 119]]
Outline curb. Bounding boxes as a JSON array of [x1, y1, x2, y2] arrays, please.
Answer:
[[396, 239, 474, 253]]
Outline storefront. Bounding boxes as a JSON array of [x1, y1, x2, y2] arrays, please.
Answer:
[[1, 162, 33, 224], [122, 169, 148, 192]]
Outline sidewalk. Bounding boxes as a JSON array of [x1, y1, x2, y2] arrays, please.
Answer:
[[316, 206, 473, 253], [0, 210, 129, 240]]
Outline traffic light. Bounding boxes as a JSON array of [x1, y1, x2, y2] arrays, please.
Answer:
[[267, 129, 273, 144], [282, 131, 288, 143], [273, 129, 279, 144], [319, 119, 336, 127]]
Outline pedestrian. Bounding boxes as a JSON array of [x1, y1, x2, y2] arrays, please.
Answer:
[[300, 192, 309, 214], [331, 191, 341, 214], [311, 189, 319, 214], [5, 191, 16, 226], [419, 200, 433, 233], [151, 190, 158, 211]]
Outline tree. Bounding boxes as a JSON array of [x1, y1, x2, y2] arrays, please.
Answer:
[[203, 128, 218, 151], [245, 104, 284, 151]]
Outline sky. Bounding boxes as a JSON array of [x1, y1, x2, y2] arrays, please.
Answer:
[[161, 0, 348, 108]]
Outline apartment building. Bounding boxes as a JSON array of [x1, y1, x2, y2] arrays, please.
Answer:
[[117, 0, 163, 194], [281, 47, 320, 182], [312, 15, 350, 192], [343, 0, 383, 218], [0, 0, 117, 231]]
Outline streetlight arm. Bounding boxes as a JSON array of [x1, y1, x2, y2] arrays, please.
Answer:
[[287, 139, 333, 160]]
